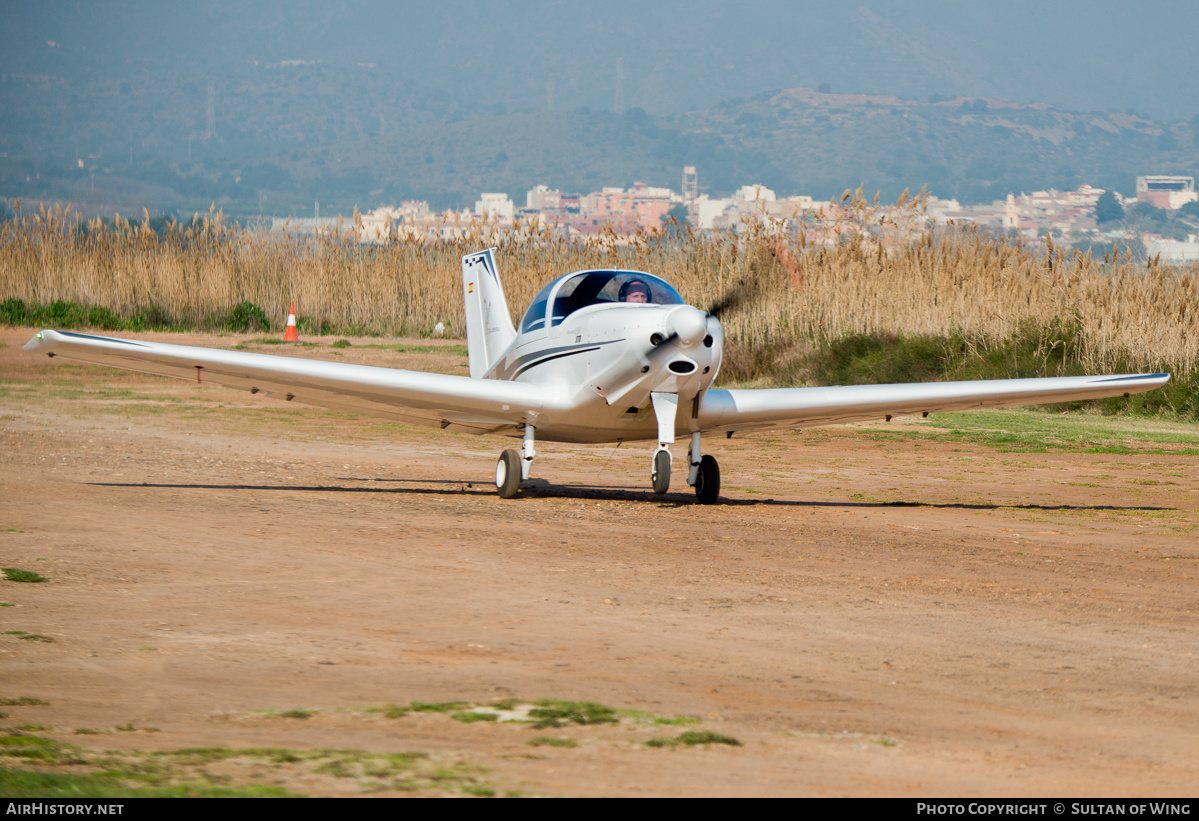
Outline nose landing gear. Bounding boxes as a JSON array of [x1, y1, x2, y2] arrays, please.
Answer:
[[651, 448, 671, 494]]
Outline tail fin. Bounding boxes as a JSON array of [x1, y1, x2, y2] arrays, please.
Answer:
[[461, 248, 517, 378]]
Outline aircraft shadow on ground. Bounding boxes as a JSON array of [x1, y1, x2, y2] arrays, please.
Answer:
[[86, 479, 1174, 512]]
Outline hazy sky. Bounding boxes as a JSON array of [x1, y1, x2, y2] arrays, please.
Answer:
[[4, 1, 1197, 120]]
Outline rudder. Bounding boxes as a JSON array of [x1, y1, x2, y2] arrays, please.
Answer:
[[461, 249, 517, 378]]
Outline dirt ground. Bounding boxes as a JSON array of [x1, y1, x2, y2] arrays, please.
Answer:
[[1, 326, 1197, 797]]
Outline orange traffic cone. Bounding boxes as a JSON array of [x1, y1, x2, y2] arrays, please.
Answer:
[[283, 303, 299, 341]]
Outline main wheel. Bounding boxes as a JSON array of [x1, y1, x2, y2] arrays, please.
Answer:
[[694, 454, 720, 505], [495, 448, 522, 499], [652, 449, 671, 495]]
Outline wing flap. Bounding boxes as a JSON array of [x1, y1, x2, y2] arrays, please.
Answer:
[[24, 330, 550, 431], [697, 373, 1171, 433]]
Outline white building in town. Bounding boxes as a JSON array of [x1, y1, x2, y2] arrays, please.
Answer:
[[474, 192, 515, 223]]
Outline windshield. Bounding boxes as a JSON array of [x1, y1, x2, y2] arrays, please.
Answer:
[[519, 271, 684, 333]]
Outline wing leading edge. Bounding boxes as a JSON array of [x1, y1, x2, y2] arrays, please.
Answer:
[[697, 373, 1171, 433], [23, 330, 556, 434]]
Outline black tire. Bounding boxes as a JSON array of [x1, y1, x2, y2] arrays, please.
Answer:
[[694, 454, 720, 504], [495, 448, 522, 499], [652, 449, 671, 495]]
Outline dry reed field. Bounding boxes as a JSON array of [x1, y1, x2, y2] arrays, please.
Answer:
[[2, 195, 1198, 383]]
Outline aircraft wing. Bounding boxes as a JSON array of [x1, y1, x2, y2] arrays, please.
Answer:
[[696, 373, 1170, 433], [23, 330, 551, 435]]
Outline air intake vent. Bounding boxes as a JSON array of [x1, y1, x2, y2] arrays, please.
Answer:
[[668, 360, 696, 374]]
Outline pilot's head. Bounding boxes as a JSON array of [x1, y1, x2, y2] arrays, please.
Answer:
[[619, 279, 651, 304]]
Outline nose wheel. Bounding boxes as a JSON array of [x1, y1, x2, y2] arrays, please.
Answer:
[[651, 449, 671, 494]]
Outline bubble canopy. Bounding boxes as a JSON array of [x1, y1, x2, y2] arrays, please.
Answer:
[[519, 270, 685, 334]]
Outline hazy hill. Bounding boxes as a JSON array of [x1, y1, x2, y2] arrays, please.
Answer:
[[2, 66, 1197, 216], [677, 88, 1199, 204]]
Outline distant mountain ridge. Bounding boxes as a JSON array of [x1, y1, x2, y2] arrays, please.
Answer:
[[1, 63, 1195, 216], [674, 87, 1198, 204]]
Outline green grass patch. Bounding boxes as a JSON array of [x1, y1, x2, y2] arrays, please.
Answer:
[[409, 701, 469, 714], [919, 409, 1199, 454], [527, 737, 578, 748], [276, 709, 315, 719], [450, 711, 498, 723], [527, 699, 619, 729], [617, 709, 701, 727], [1, 298, 185, 333], [0, 698, 49, 707], [2, 569, 45, 583], [362, 703, 410, 719], [645, 730, 742, 748], [0, 736, 494, 798], [0, 735, 81, 763], [332, 338, 352, 348], [0, 766, 298, 798]]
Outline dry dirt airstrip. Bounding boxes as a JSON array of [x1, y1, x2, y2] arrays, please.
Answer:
[[1, 327, 1197, 797]]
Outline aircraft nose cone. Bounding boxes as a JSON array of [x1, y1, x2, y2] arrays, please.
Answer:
[[666, 306, 708, 348]]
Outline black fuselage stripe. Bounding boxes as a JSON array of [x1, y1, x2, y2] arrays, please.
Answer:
[[508, 338, 623, 372], [513, 347, 600, 378]]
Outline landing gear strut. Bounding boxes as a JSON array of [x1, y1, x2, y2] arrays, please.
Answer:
[[650, 391, 678, 495]]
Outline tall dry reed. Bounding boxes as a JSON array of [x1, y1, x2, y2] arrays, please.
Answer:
[[2, 196, 1197, 378]]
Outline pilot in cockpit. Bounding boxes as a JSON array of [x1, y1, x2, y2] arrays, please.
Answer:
[[619, 279, 651, 304]]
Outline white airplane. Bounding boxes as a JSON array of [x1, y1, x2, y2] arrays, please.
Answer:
[[25, 248, 1169, 503]]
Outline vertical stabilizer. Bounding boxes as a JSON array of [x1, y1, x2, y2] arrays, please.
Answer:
[[461, 249, 517, 378]]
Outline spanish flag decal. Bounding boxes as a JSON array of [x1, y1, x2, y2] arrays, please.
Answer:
[[468, 282, 474, 293]]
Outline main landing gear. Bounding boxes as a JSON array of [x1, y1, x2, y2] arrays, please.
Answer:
[[495, 425, 536, 499]]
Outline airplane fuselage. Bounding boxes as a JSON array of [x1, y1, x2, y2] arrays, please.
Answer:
[[486, 276, 723, 444]]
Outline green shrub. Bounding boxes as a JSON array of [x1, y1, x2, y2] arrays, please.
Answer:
[[3, 569, 46, 584], [223, 301, 271, 333]]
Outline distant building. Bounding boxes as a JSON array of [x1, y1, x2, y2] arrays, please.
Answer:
[[1147, 237, 1199, 262], [475, 192, 515, 223], [353, 201, 434, 242], [581, 182, 676, 233], [1136, 176, 1197, 210], [690, 195, 731, 230], [733, 184, 776, 203], [526, 185, 561, 211]]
